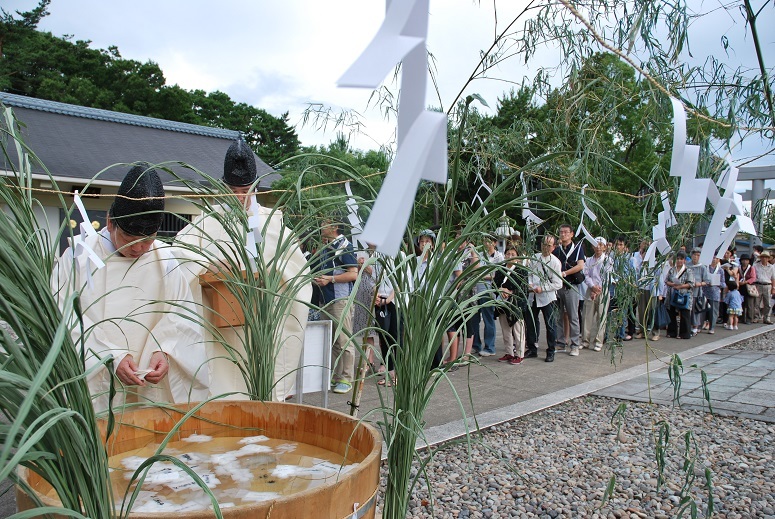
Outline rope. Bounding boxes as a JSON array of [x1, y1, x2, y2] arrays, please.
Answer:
[[339, 484, 379, 519], [1, 170, 387, 201]]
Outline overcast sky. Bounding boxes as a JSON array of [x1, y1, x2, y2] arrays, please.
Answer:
[[5, 0, 774, 179], [6, 0, 546, 151]]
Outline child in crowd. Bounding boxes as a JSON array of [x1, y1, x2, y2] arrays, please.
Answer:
[[724, 279, 743, 330]]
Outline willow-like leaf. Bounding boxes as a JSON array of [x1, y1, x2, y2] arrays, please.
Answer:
[[600, 475, 617, 508], [669, 353, 684, 406], [654, 420, 670, 490]]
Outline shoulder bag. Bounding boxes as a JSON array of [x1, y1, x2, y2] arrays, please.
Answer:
[[655, 301, 670, 329], [670, 266, 691, 310], [743, 266, 759, 297], [560, 243, 586, 285], [693, 293, 709, 313]]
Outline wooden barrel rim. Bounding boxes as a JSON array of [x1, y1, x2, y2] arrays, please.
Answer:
[[17, 401, 382, 518]]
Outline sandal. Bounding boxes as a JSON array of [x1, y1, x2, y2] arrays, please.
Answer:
[[623, 335, 633, 341], [377, 378, 387, 386], [386, 377, 396, 387]]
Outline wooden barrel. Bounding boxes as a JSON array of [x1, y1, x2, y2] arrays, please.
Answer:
[[17, 401, 382, 518]]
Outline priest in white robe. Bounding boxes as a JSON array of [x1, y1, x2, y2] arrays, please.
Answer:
[[174, 137, 311, 402], [53, 164, 209, 411]]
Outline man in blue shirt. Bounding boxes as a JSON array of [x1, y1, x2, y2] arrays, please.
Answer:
[[314, 218, 359, 394]]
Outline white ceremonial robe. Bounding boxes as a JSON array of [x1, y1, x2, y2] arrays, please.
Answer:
[[53, 230, 209, 411], [174, 204, 311, 402]]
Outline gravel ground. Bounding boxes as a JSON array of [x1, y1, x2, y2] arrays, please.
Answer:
[[377, 397, 774, 518], [723, 327, 775, 353], [377, 328, 775, 518]]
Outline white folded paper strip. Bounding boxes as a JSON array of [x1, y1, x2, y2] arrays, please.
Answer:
[[339, 0, 447, 256], [698, 156, 756, 265], [134, 369, 153, 381], [647, 99, 756, 267], [471, 169, 492, 215], [337, 0, 423, 89], [520, 172, 543, 227], [577, 184, 599, 246], [72, 191, 105, 288], [345, 181, 364, 248], [359, 104, 447, 254], [245, 194, 263, 258]]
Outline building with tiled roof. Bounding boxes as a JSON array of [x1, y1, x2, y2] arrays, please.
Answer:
[[0, 93, 280, 248]]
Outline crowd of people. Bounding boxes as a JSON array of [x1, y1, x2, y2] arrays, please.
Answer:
[[334, 225, 775, 390], [53, 143, 775, 404]]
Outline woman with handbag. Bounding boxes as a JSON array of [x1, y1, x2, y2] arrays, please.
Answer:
[[666, 251, 696, 339], [738, 254, 758, 324], [494, 244, 529, 364]]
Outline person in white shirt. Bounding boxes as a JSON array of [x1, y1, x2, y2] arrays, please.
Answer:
[[53, 165, 208, 412], [752, 251, 775, 324], [173, 138, 310, 401], [581, 237, 611, 352], [703, 256, 724, 333], [525, 234, 564, 362], [688, 248, 711, 336]]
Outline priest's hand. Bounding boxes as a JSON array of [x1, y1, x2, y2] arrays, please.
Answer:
[[116, 355, 145, 386], [144, 351, 169, 384]]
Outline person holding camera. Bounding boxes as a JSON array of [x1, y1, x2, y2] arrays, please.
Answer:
[[470, 234, 504, 356]]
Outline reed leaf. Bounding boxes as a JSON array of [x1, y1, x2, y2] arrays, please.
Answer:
[[0, 112, 114, 518]]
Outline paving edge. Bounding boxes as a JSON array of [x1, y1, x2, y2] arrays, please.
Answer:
[[411, 325, 774, 453], [589, 393, 775, 424]]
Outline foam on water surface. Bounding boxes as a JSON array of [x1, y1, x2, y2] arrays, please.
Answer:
[[100, 436, 357, 512]]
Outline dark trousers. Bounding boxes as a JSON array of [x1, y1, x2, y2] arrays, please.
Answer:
[[626, 300, 638, 336], [525, 300, 558, 354], [719, 301, 728, 323], [667, 305, 692, 339], [743, 291, 757, 323], [375, 302, 398, 372]]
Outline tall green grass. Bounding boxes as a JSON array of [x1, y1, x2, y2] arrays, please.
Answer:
[[0, 107, 114, 518]]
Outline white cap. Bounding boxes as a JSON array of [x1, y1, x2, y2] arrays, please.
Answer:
[[594, 236, 607, 246]]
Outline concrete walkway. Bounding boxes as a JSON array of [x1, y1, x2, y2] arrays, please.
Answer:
[[595, 347, 775, 422], [309, 322, 774, 448]]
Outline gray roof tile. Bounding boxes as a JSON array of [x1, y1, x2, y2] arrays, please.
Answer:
[[0, 93, 279, 190]]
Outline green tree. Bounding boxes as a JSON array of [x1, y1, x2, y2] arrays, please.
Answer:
[[272, 134, 390, 227], [0, 0, 49, 58], [188, 89, 301, 166], [1, 21, 301, 165]]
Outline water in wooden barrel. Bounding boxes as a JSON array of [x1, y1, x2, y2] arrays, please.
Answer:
[[47, 436, 358, 513]]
